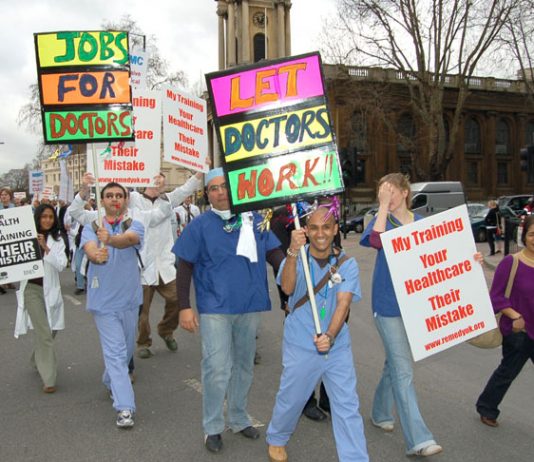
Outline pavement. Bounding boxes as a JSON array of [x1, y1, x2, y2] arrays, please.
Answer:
[[0, 234, 532, 462]]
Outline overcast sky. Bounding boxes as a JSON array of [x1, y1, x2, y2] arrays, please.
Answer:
[[0, 0, 337, 175]]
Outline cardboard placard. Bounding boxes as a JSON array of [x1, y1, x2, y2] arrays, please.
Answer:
[[34, 30, 134, 144], [0, 206, 44, 284], [382, 205, 497, 361], [206, 52, 343, 213], [162, 86, 208, 173]]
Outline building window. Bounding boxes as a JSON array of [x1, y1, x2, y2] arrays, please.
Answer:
[[495, 118, 510, 155], [464, 117, 481, 154], [467, 161, 479, 185], [399, 157, 412, 176], [253, 33, 266, 62], [350, 112, 367, 154], [397, 113, 415, 156], [497, 161, 508, 184], [526, 121, 534, 146]]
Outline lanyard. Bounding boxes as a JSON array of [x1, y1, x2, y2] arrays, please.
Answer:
[[307, 247, 330, 320]]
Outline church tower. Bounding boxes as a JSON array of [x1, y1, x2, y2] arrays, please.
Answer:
[[214, 0, 292, 69]]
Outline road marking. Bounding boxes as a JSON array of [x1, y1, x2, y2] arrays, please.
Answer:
[[183, 378, 264, 428], [63, 295, 82, 306]]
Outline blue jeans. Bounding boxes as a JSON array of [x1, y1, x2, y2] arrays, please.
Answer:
[[199, 312, 260, 435], [477, 332, 534, 419], [372, 314, 436, 453]]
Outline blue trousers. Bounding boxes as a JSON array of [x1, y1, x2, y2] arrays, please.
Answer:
[[267, 340, 368, 462], [199, 312, 260, 435], [372, 315, 435, 453], [93, 307, 137, 412]]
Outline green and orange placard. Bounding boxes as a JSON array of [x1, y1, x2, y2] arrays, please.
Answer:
[[34, 31, 134, 144], [206, 52, 344, 213]]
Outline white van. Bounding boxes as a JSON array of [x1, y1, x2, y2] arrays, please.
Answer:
[[410, 181, 466, 217]]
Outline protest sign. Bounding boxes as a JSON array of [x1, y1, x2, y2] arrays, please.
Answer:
[[0, 206, 44, 285], [58, 159, 74, 202], [206, 52, 343, 213], [162, 86, 208, 173], [34, 30, 134, 144], [39, 186, 55, 201], [14, 192, 27, 200], [29, 170, 44, 195], [382, 205, 497, 361], [89, 88, 161, 187], [130, 49, 148, 89]]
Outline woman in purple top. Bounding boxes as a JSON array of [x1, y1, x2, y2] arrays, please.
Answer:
[[477, 215, 534, 427]]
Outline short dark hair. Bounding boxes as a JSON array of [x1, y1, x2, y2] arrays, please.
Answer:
[[521, 215, 534, 246], [101, 182, 127, 199]]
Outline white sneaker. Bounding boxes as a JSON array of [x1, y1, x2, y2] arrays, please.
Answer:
[[408, 444, 443, 457], [116, 409, 134, 428], [371, 418, 394, 432]]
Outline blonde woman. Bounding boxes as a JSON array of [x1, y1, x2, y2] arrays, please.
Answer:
[[360, 173, 443, 457]]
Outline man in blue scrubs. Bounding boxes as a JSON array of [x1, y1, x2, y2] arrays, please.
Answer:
[[81, 182, 144, 429], [173, 167, 283, 454], [266, 204, 369, 462]]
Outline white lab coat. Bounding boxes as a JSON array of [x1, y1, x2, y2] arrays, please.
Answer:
[[14, 235, 67, 338]]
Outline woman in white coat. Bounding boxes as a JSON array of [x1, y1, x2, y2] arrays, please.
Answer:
[[15, 203, 67, 393]]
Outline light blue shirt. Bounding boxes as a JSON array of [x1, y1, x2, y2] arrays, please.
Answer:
[[277, 245, 361, 351], [81, 219, 144, 313]]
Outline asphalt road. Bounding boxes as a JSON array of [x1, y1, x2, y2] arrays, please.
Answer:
[[0, 234, 531, 461]]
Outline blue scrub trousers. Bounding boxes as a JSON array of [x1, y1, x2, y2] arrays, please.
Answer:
[[267, 340, 369, 462], [93, 307, 137, 412]]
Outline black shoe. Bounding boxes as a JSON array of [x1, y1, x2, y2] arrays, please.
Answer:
[[239, 426, 260, 439], [303, 405, 327, 421], [0, 287, 6, 295], [74, 288, 85, 295], [319, 401, 331, 414], [205, 434, 223, 453], [254, 351, 261, 365], [495, 250, 502, 254]]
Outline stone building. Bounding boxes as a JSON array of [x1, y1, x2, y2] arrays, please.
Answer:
[[324, 65, 534, 202]]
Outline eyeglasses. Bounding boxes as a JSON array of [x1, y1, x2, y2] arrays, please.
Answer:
[[104, 193, 124, 199], [208, 183, 228, 193]]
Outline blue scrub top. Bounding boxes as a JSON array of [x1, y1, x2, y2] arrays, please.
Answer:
[[360, 213, 421, 317], [173, 210, 280, 315], [277, 245, 361, 351], [81, 219, 144, 313]]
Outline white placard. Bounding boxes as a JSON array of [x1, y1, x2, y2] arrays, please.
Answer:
[[382, 205, 497, 361], [162, 85, 208, 173], [0, 206, 44, 284], [90, 88, 162, 187], [40, 186, 54, 201], [130, 50, 148, 89], [29, 170, 44, 195]]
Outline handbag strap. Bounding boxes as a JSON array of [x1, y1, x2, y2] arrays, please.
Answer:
[[293, 255, 350, 310], [504, 253, 519, 299]]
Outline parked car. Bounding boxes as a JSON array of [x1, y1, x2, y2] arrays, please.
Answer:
[[470, 205, 524, 242], [340, 206, 376, 233], [467, 202, 487, 218], [497, 195, 531, 213]]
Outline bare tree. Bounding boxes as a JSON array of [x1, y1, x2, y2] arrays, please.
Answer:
[[499, 0, 534, 98], [321, 0, 520, 180]]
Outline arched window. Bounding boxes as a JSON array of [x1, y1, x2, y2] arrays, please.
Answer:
[[525, 121, 534, 145], [495, 118, 510, 155], [464, 117, 480, 154], [397, 113, 415, 155], [253, 33, 265, 62]]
